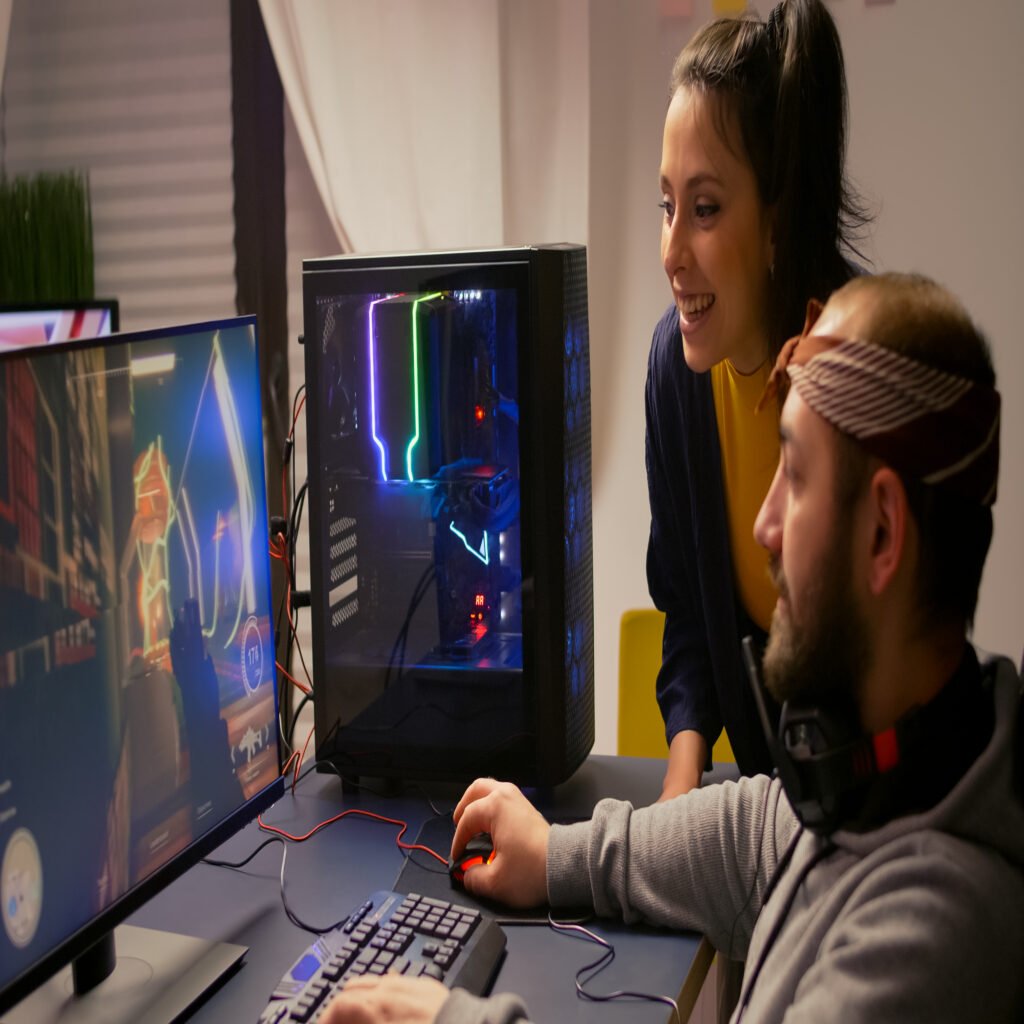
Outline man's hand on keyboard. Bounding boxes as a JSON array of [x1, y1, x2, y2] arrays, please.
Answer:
[[451, 779, 549, 908], [320, 974, 448, 1024]]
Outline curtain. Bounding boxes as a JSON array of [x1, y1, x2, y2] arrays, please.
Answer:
[[258, 0, 588, 254]]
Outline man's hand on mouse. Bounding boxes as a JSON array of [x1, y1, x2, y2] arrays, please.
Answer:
[[451, 778, 549, 908]]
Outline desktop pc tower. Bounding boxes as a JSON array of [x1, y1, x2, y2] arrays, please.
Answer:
[[302, 245, 594, 786]]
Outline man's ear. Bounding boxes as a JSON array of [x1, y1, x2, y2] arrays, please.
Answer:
[[865, 467, 909, 597]]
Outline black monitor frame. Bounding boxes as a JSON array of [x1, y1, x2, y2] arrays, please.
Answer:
[[0, 297, 120, 341], [0, 315, 283, 1017]]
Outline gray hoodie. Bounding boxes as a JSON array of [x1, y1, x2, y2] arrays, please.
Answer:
[[438, 654, 1024, 1023]]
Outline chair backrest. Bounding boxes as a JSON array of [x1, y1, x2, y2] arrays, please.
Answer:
[[617, 608, 735, 763], [618, 609, 671, 758]]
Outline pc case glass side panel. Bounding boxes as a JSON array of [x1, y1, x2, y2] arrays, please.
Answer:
[[0, 323, 279, 993], [307, 270, 525, 777]]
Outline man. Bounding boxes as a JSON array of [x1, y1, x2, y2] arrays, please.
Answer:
[[323, 273, 1024, 1023]]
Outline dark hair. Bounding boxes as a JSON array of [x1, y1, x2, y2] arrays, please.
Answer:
[[670, 0, 870, 359], [830, 273, 996, 632]]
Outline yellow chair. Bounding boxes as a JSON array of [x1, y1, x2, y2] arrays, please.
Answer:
[[617, 608, 734, 763]]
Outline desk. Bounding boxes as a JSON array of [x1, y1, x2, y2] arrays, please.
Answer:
[[131, 755, 714, 1022]]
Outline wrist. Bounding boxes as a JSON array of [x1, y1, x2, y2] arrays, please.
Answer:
[[660, 730, 708, 799]]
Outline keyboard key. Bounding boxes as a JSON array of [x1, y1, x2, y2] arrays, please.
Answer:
[[389, 957, 411, 976], [321, 962, 344, 983]]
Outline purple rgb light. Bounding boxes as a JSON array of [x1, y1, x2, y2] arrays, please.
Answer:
[[367, 295, 398, 481]]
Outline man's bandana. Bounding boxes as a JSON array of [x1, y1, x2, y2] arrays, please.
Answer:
[[758, 303, 1001, 506]]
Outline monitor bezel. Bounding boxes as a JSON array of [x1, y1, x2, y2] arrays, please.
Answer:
[[0, 314, 284, 1015], [0, 297, 120, 336]]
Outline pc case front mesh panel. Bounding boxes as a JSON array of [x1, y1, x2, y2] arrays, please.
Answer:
[[558, 248, 595, 773]]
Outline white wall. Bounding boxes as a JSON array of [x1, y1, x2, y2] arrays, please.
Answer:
[[833, 0, 1024, 671], [586, 0, 1024, 755]]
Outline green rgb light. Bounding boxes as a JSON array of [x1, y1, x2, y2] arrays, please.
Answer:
[[405, 292, 442, 481]]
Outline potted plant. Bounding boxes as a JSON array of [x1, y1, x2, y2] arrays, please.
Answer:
[[0, 169, 94, 302]]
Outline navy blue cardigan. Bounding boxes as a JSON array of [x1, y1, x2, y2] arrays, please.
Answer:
[[644, 304, 777, 776]]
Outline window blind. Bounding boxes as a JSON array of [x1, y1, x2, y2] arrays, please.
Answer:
[[2, 0, 235, 333]]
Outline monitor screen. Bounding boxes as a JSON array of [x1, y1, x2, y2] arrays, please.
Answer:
[[0, 299, 119, 350], [0, 317, 282, 1014]]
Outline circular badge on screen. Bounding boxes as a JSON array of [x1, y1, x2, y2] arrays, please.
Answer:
[[2, 828, 43, 949], [240, 615, 265, 694]]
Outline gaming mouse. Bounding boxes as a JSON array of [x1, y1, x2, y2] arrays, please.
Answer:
[[449, 832, 495, 889]]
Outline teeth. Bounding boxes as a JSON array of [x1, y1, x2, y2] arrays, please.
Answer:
[[682, 294, 714, 316]]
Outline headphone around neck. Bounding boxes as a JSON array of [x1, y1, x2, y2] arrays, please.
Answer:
[[742, 636, 904, 836]]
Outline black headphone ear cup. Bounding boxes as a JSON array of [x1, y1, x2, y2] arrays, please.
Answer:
[[742, 635, 875, 835], [776, 701, 876, 835]]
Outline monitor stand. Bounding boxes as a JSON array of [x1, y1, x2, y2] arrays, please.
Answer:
[[4, 925, 246, 1024]]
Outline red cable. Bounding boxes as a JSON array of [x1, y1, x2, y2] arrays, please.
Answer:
[[276, 660, 312, 696], [290, 393, 306, 435], [269, 536, 313, 692], [258, 808, 448, 867], [293, 723, 315, 790]]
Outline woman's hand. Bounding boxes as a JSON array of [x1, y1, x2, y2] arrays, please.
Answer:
[[659, 730, 706, 801]]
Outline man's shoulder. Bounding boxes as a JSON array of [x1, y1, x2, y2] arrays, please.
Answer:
[[835, 825, 1024, 923], [778, 829, 1024, 1021]]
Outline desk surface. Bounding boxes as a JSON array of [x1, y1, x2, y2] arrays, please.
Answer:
[[131, 755, 711, 1023]]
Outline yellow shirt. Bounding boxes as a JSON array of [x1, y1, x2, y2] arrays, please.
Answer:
[[710, 358, 779, 633]]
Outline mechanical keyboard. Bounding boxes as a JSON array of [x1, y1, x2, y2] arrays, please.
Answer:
[[258, 889, 507, 1023]]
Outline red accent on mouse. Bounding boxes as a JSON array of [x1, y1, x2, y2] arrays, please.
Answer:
[[449, 833, 495, 889]]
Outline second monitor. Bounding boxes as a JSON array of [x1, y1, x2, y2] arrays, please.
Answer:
[[302, 244, 594, 786]]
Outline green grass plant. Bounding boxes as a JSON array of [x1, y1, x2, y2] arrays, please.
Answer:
[[0, 170, 95, 301]]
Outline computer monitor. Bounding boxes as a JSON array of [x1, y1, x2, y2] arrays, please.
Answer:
[[0, 299, 120, 350], [0, 317, 283, 1022], [302, 244, 594, 786]]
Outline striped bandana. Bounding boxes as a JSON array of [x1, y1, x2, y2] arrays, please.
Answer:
[[759, 319, 1001, 507]]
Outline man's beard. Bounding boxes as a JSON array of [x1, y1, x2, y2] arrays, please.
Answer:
[[763, 533, 870, 711]]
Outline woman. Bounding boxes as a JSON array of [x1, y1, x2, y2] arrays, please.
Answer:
[[648, 0, 868, 800]]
